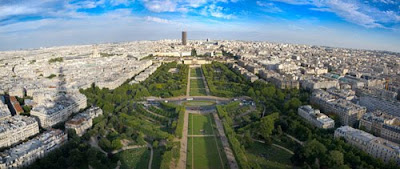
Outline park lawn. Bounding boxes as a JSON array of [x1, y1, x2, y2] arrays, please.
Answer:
[[118, 148, 150, 169], [151, 148, 163, 169], [189, 114, 214, 135], [187, 137, 228, 169], [184, 100, 215, 107], [190, 68, 202, 77], [190, 79, 206, 88], [245, 142, 293, 169], [190, 88, 207, 96]]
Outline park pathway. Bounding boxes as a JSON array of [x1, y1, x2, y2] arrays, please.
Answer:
[[111, 145, 147, 154], [212, 113, 239, 169], [176, 108, 189, 169], [252, 139, 294, 155], [148, 143, 153, 169]]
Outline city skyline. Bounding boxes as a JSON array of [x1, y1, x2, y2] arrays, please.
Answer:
[[0, 0, 400, 52]]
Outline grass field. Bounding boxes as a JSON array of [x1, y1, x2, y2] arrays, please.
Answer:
[[191, 68, 202, 77], [245, 142, 293, 169], [188, 114, 214, 135], [190, 88, 207, 96], [187, 114, 229, 169], [118, 148, 150, 169], [183, 100, 215, 107], [190, 79, 206, 88]]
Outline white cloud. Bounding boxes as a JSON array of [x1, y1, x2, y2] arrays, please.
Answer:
[[201, 4, 234, 19], [256, 1, 283, 13], [274, 0, 400, 28], [145, 16, 173, 24]]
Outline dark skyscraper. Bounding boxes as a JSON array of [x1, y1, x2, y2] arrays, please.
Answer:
[[182, 31, 187, 45]]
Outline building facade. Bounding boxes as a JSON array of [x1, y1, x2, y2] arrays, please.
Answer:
[[0, 116, 39, 149], [311, 89, 366, 126], [0, 129, 67, 169], [335, 126, 400, 164], [298, 105, 335, 129], [65, 107, 103, 136]]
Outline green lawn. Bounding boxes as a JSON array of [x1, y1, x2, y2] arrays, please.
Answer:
[[183, 100, 215, 107], [187, 137, 229, 169], [245, 142, 293, 169], [190, 88, 207, 96], [190, 68, 202, 77], [118, 148, 150, 169], [188, 114, 214, 135], [190, 79, 206, 88], [151, 148, 162, 169], [187, 114, 229, 169]]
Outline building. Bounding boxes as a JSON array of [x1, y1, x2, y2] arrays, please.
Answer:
[[0, 100, 11, 120], [0, 115, 39, 148], [9, 96, 23, 115], [0, 129, 67, 169], [298, 105, 335, 129], [311, 89, 366, 126], [335, 126, 400, 164], [182, 31, 187, 45], [359, 111, 400, 144], [65, 107, 103, 136], [301, 78, 339, 90], [30, 92, 87, 128]]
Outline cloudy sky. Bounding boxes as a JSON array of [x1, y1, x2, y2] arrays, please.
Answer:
[[0, 0, 399, 52]]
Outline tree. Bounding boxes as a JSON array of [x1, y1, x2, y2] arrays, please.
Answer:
[[153, 140, 159, 149], [303, 139, 327, 164], [191, 48, 197, 56], [242, 130, 253, 148], [328, 150, 344, 167], [259, 113, 279, 141], [111, 138, 123, 150]]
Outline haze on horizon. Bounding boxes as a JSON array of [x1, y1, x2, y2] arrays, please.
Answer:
[[0, 0, 399, 52]]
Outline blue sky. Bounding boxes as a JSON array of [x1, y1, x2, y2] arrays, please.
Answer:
[[0, 0, 399, 52]]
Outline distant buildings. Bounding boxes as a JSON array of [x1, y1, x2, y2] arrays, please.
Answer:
[[359, 111, 400, 144], [298, 105, 334, 129], [0, 116, 39, 149], [66, 107, 103, 136], [182, 31, 187, 45], [311, 89, 366, 126], [0, 129, 67, 169], [335, 126, 400, 164]]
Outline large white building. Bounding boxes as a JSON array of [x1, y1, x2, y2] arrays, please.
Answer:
[[335, 126, 400, 164], [30, 92, 87, 128], [0, 116, 39, 149], [298, 105, 334, 129], [0, 129, 67, 169], [65, 107, 103, 136]]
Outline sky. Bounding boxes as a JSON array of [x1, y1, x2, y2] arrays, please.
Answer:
[[0, 0, 399, 52]]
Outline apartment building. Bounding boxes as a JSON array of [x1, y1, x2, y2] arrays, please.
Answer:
[[0, 129, 67, 168], [0, 116, 39, 148], [359, 111, 400, 144], [31, 92, 87, 128], [335, 126, 400, 164], [298, 105, 335, 129], [65, 107, 103, 136], [311, 89, 366, 126]]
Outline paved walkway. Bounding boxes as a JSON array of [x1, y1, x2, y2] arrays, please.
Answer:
[[148, 143, 153, 169], [176, 106, 189, 169], [285, 133, 304, 146], [111, 145, 146, 154], [187, 134, 214, 137], [212, 113, 239, 169], [252, 139, 294, 155]]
